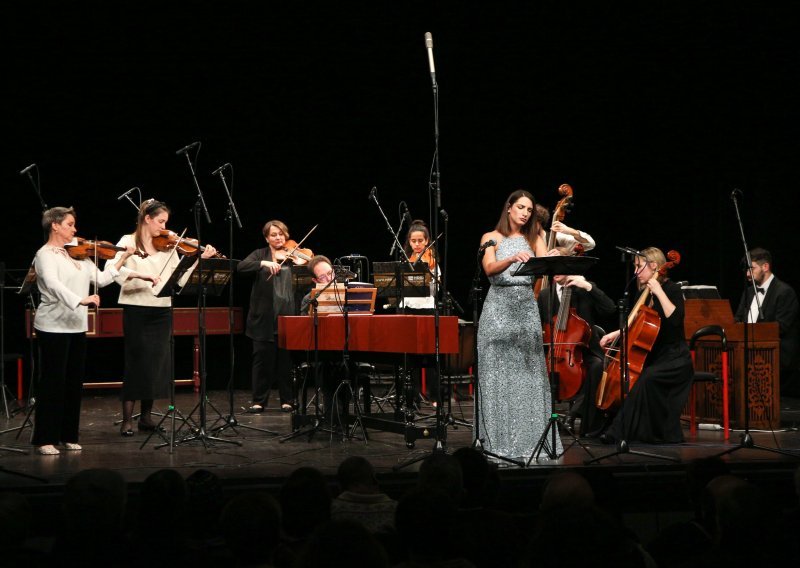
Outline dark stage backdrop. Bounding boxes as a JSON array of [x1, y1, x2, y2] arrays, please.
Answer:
[[4, 2, 799, 387]]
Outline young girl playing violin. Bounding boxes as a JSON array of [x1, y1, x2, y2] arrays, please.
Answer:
[[597, 247, 693, 444], [33, 207, 156, 454], [108, 198, 218, 436], [237, 219, 300, 413], [399, 220, 442, 407]]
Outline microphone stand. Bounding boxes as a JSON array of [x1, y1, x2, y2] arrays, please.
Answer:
[[173, 157, 237, 448], [329, 272, 367, 443], [279, 277, 340, 443], [393, 45, 449, 471], [177, 144, 212, 225], [21, 164, 47, 211], [209, 166, 277, 438], [712, 192, 799, 460]]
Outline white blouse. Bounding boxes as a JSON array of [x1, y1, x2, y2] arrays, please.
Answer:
[[33, 245, 117, 333], [107, 233, 194, 307]]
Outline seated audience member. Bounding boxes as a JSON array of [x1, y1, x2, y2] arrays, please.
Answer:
[[331, 456, 397, 533]]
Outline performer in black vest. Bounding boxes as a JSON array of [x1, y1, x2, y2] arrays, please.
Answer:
[[734, 248, 800, 396]]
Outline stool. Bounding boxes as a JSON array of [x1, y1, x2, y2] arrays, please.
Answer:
[[688, 325, 729, 440]]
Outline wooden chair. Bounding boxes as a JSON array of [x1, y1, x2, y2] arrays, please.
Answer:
[[688, 325, 730, 440]]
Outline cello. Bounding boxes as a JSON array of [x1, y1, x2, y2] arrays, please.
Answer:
[[534, 183, 574, 299], [595, 250, 681, 410], [542, 279, 591, 401]]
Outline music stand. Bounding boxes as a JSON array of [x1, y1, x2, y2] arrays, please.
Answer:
[[173, 256, 241, 448], [511, 255, 599, 463], [1, 266, 39, 446]]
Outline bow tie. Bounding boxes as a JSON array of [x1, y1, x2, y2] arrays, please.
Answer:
[[756, 287, 765, 294]]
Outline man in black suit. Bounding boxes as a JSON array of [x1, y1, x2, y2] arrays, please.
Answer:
[[538, 272, 616, 435], [734, 248, 800, 397]]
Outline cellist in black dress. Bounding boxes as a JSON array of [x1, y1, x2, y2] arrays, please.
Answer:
[[597, 247, 693, 444]]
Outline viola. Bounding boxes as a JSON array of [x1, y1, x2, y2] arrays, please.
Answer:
[[542, 283, 591, 401], [595, 250, 681, 410], [65, 237, 148, 261], [274, 239, 313, 265], [534, 184, 574, 298], [151, 230, 225, 258]]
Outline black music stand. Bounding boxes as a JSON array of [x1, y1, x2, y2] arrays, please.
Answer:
[[138, 254, 197, 449], [173, 257, 241, 448], [511, 255, 598, 463], [1, 266, 39, 447]]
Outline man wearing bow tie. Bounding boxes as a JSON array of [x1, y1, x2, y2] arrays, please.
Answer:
[[734, 248, 800, 396]]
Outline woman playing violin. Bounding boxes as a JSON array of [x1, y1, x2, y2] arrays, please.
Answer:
[[32, 207, 156, 454], [107, 198, 219, 436], [597, 247, 693, 444], [237, 219, 300, 413]]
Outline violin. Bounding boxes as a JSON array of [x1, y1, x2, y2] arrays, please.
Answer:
[[273, 239, 313, 265], [595, 250, 681, 411], [65, 237, 148, 261], [410, 249, 436, 271], [151, 230, 225, 258]]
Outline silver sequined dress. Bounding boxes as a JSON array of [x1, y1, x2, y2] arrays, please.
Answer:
[[476, 236, 561, 459]]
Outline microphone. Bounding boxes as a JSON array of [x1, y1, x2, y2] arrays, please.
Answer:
[[730, 188, 743, 200], [615, 245, 647, 258], [211, 163, 230, 176], [175, 141, 200, 155], [117, 186, 139, 201], [424, 32, 436, 84], [479, 239, 496, 252], [19, 163, 36, 175], [401, 201, 413, 226], [368, 186, 378, 202]]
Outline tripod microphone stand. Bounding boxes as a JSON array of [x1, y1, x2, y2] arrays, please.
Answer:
[[712, 190, 799, 460], [207, 164, 277, 438], [279, 276, 340, 443], [587, 248, 677, 465], [392, 31, 449, 470]]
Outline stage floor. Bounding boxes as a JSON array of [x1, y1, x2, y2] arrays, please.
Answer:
[[1, 388, 799, 490]]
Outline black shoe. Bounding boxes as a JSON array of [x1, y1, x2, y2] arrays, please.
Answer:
[[137, 422, 165, 433], [120, 428, 134, 437]]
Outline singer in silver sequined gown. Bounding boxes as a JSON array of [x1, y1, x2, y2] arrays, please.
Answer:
[[477, 235, 562, 459]]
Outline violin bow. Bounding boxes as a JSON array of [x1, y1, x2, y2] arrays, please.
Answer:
[[268, 223, 319, 280], [156, 228, 189, 281]]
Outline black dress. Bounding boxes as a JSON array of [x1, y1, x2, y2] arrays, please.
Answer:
[[606, 279, 693, 443]]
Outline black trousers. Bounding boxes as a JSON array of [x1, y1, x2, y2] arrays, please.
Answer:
[[251, 337, 293, 405], [33, 330, 86, 446]]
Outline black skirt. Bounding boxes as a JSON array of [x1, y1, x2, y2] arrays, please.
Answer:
[[121, 305, 171, 400]]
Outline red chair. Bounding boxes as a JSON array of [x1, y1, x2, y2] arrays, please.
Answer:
[[688, 325, 729, 440]]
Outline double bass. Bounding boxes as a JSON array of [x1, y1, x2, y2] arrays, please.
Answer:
[[595, 250, 681, 410], [542, 280, 591, 401], [534, 183, 574, 299]]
